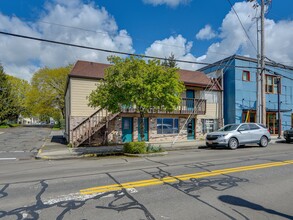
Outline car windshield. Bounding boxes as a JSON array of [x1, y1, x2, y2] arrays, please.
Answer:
[[218, 124, 239, 131]]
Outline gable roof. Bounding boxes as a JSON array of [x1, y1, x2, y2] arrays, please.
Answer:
[[69, 60, 217, 89], [70, 60, 110, 79]]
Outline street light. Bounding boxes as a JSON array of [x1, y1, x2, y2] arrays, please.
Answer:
[[277, 76, 281, 139]]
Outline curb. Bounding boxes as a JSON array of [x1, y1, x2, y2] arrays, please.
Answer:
[[35, 155, 84, 160], [35, 138, 285, 160], [35, 143, 46, 159], [124, 151, 168, 157], [162, 146, 203, 151]]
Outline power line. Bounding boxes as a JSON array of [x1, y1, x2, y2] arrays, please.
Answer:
[[265, 68, 293, 81], [226, 0, 257, 52], [36, 20, 187, 50], [1, 30, 291, 74], [0, 30, 210, 66], [0, 30, 264, 70], [24, 19, 257, 58]]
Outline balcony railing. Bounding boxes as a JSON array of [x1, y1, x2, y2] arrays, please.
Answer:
[[121, 98, 206, 115]]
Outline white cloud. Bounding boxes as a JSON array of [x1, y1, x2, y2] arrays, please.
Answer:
[[145, 35, 199, 70], [143, 0, 190, 7], [144, 1, 293, 70], [201, 1, 293, 65], [0, 0, 134, 81], [196, 25, 217, 40], [202, 2, 259, 63], [264, 20, 293, 64]]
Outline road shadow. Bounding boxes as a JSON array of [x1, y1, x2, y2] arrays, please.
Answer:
[[199, 145, 265, 150], [0, 176, 155, 220], [95, 173, 155, 220], [0, 184, 9, 199], [219, 195, 293, 220], [143, 167, 249, 220]]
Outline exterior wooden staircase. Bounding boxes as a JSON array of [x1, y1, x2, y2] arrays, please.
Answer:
[[71, 109, 119, 147]]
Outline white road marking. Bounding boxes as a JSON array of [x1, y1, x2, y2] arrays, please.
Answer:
[[43, 188, 138, 205], [0, 151, 26, 153], [0, 158, 17, 160], [0, 132, 4, 135]]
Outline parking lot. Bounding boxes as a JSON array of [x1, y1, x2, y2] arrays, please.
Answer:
[[0, 126, 51, 160]]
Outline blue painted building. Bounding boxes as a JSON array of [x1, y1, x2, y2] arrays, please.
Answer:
[[199, 55, 293, 134]]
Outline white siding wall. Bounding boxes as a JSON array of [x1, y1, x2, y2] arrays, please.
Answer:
[[198, 103, 218, 119], [71, 78, 100, 116]]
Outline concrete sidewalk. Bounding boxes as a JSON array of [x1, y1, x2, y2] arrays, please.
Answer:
[[36, 130, 285, 160]]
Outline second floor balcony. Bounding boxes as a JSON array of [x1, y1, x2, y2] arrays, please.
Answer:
[[121, 98, 206, 115]]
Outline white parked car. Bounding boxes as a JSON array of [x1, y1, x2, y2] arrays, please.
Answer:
[[206, 123, 271, 150]]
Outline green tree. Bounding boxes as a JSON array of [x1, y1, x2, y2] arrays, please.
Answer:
[[162, 53, 177, 68], [7, 75, 31, 118], [26, 65, 72, 121], [0, 65, 19, 124], [88, 56, 185, 141]]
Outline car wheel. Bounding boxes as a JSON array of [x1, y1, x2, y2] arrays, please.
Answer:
[[286, 138, 291, 143], [259, 136, 268, 147], [228, 138, 238, 150]]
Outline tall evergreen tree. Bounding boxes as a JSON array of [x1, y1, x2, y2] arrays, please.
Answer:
[[162, 53, 177, 68], [7, 75, 31, 118], [0, 65, 18, 124]]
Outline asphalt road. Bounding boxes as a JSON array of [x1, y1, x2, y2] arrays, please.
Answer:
[[0, 141, 292, 220], [0, 126, 51, 160]]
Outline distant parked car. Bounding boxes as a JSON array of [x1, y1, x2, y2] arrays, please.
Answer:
[[284, 128, 293, 143], [206, 123, 271, 150]]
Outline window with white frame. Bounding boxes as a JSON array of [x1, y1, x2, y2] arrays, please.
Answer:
[[265, 75, 279, 94]]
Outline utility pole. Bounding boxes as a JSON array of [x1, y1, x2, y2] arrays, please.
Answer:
[[256, 16, 261, 123], [260, 0, 266, 125], [251, 0, 270, 124]]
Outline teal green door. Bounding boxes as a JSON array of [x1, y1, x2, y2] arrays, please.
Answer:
[[122, 117, 133, 143], [187, 118, 195, 140], [186, 90, 195, 110], [138, 118, 149, 141]]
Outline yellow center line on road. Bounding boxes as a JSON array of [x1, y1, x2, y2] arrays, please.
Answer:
[[80, 160, 293, 195]]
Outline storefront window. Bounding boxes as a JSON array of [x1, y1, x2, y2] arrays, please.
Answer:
[[202, 119, 218, 134], [157, 118, 179, 134], [242, 111, 256, 123], [267, 112, 278, 134]]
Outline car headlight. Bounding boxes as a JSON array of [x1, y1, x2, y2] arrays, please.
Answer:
[[218, 134, 228, 137]]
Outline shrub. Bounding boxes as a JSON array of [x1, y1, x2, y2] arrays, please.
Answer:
[[0, 121, 20, 128], [59, 119, 65, 129], [123, 142, 146, 154], [146, 145, 163, 153]]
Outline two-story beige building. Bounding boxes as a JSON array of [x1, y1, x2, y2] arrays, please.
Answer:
[[65, 60, 222, 147]]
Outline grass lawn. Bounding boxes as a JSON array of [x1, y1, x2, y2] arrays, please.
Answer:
[[0, 123, 21, 128]]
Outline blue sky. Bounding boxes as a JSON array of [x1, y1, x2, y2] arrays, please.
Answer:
[[0, 0, 293, 80]]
